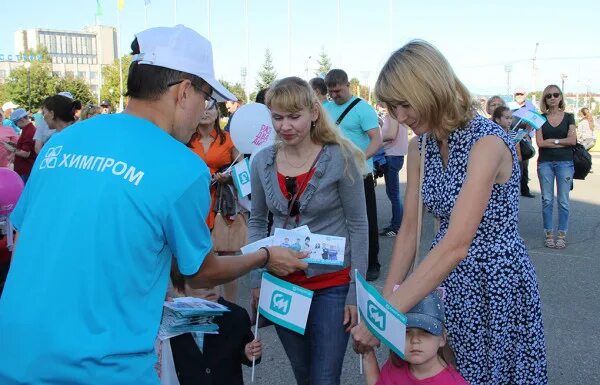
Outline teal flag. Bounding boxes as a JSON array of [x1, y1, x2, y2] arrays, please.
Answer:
[[95, 0, 103, 16]]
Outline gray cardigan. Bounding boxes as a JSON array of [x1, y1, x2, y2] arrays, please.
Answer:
[[248, 144, 368, 305]]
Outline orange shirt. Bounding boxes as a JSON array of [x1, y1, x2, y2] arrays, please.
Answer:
[[188, 130, 235, 174], [188, 129, 235, 229]]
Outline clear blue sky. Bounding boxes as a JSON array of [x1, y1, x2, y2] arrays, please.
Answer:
[[2, 0, 599, 95]]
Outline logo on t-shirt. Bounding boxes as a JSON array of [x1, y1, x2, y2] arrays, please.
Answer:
[[40, 146, 62, 169], [38, 145, 145, 186]]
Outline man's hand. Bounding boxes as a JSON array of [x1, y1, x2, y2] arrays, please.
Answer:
[[351, 323, 381, 354], [245, 338, 263, 361], [265, 246, 309, 276], [343, 305, 358, 332]]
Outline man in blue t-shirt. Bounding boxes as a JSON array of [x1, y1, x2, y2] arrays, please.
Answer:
[[323, 69, 382, 281], [0, 25, 307, 385]]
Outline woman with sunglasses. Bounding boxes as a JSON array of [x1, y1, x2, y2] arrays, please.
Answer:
[[187, 103, 241, 302], [536, 85, 577, 249], [248, 77, 368, 385]]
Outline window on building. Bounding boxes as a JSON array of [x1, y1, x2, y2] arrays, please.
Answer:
[[77, 71, 86, 78], [66, 71, 74, 78], [0, 70, 6, 78], [89, 71, 97, 80], [52, 71, 62, 77]]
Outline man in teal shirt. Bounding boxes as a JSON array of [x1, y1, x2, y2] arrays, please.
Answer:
[[0, 25, 307, 385], [324, 69, 382, 281]]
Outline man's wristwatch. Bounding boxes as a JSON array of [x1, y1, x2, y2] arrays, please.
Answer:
[[554, 139, 560, 145]]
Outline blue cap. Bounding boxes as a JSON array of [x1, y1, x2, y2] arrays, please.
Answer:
[[406, 291, 445, 336], [10, 108, 28, 122]]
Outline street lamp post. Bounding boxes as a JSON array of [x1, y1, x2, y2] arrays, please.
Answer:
[[24, 61, 31, 112], [560, 73, 568, 93]]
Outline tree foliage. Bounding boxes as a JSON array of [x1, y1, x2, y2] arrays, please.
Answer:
[[220, 80, 247, 103], [256, 49, 277, 91], [315, 47, 332, 77], [100, 55, 132, 107], [55, 76, 95, 105], [5, 62, 56, 110]]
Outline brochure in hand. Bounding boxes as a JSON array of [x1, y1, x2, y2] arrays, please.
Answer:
[[241, 226, 345, 266], [158, 297, 230, 340]]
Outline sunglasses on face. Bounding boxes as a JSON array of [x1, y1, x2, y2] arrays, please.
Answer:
[[545, 93, 560, 100], [515, 93, 525, 96], [285, 176, 300, 217]]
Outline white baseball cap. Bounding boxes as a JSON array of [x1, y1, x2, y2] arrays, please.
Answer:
[[132, 25, 236, 102], [58, 91, 74, 99], [2, 101, 19, 110]]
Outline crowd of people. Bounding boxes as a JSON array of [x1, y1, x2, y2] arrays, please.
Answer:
[[0, 23, 597, 385]]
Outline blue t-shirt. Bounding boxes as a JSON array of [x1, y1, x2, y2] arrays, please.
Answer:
[[3, 118, 20, 135], [323, 96, 379, 171], [0, 114, 212, 384]]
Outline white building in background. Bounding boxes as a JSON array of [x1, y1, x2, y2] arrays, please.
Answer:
[[0, 25, 117, 98]]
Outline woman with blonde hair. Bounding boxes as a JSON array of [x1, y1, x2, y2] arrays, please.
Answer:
[[248, 76, 368, 385], [351, 40, 548, 385], [536, 85, 577, 249]]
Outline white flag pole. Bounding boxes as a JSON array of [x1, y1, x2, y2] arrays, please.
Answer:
[[355, 269, 363, 375], [251, 300, 260, 382]]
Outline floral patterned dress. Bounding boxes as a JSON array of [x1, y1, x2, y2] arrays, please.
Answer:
[[420, 115, 548, 385]]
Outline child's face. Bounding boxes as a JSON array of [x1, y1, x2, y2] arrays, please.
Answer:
[[404, 328, 446, 365], [498, 110, 513, 131]]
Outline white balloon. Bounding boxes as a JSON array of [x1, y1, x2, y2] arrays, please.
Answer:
[[229, 103, 276, 154]]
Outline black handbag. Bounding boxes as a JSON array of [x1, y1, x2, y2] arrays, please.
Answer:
[[519, 139, 536, 161], [572, 143, 592, 180]]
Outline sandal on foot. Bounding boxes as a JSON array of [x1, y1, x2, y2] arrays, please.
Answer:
[[544, 231, 555, 248], [555, 232, 567, 249]]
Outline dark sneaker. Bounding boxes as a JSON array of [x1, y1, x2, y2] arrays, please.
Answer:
[[366, 265, 380, 281], [379, 228, 398, 237]]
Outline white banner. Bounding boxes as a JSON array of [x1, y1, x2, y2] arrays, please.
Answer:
[[258, 272, 313, 335], [355, 270, 407, 358]]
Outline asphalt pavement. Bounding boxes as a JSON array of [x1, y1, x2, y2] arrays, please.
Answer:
[[236, 153, 600, 385]]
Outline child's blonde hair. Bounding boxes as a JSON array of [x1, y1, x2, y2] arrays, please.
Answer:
[[266, 76, 366, 179]]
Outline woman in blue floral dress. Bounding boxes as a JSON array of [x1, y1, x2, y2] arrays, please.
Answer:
[[352, 40, 548, 385]]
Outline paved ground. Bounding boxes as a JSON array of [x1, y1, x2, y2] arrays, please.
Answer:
[[236, 154, 600, 385]]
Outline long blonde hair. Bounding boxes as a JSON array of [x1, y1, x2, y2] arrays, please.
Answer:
[[375, 40, 474, 140], [266, 77, 366, 178]]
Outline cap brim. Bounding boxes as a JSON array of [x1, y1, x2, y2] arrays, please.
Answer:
[[406, 313, 443, 336], [202, 76, 237, 102]]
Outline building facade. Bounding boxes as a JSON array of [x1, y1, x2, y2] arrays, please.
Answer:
[[0, 25, 117, 97]]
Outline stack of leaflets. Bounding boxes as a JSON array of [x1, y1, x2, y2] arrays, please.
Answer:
[[158, 297, 229, 340], [241, 226, 346, 266]]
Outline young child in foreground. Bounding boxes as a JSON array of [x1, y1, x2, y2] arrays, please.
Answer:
[[362, 291, 469, 385], [168, 266, 262, 385]]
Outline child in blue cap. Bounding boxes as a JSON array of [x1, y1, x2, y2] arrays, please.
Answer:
[[361, 290, 468, 384]]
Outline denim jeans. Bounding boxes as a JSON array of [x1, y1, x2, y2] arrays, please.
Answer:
[[275, 284, 349, 385], [537, 161, 574, 232], [383, 155, 404, 231]]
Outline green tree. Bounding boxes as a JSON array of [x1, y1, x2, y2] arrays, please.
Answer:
[[19, 46, 52, 63], [315, 47, 332, 77], [100, 55, 132, 108], [0, 84, 8, 106], [256, 49, 277, 91], [55, 75, 95, 105], [220, 80, 247, 103], [5, 62, 56, 110]]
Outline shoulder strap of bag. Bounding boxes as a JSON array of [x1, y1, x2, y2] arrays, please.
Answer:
[[282, 146, 326, 229], [335, 98, 362, 125], [412, 133, 427, 271]]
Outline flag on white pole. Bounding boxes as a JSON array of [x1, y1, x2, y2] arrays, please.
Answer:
[[258, 272, 313, 335], [232, 158, 252, 198], [355, 270, 407, 358]]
